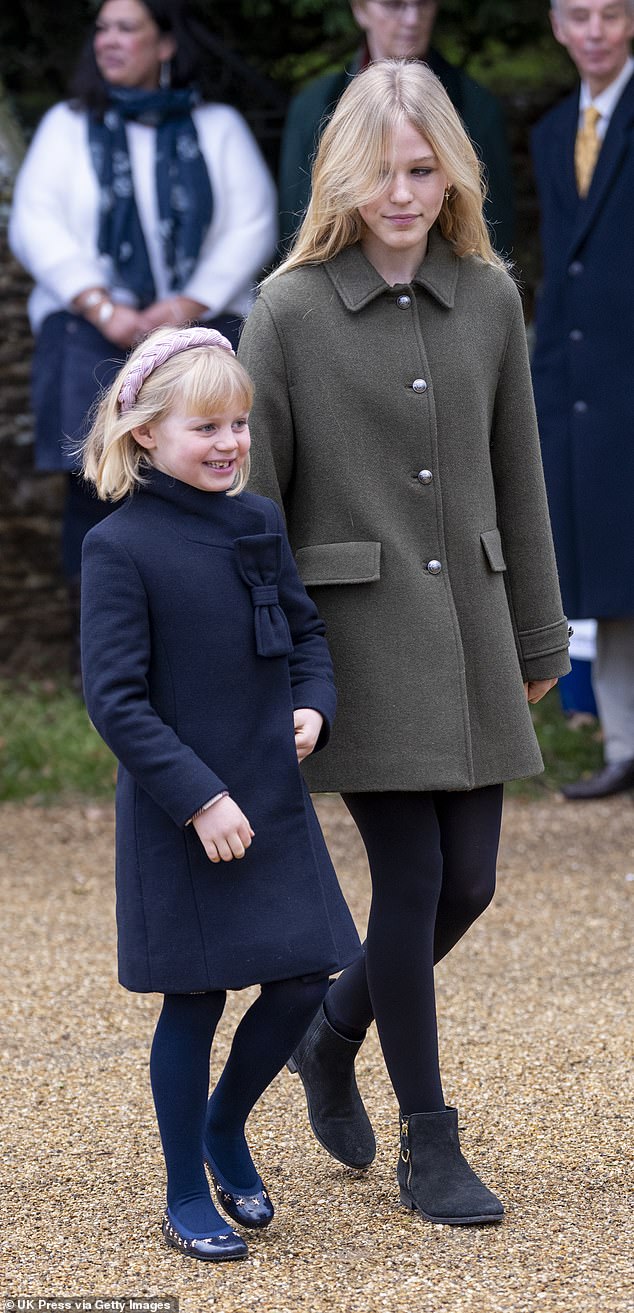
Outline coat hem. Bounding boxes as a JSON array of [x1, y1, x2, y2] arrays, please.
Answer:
[[304, 761, 545, 795], [118, 942, 364, 995]]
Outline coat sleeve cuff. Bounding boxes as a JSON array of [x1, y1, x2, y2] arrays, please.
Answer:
[[518, 617, 572, 682], [42, 256, 111, 305], [176, 772, 229, 830], [292, 678, 337, 753]]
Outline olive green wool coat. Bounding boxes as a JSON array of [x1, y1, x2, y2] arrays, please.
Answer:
[[238, 228, 570, 793]]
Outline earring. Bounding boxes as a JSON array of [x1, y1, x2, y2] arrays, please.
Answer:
[[159, 59, 172, 90], [444, 187, 451, 202]]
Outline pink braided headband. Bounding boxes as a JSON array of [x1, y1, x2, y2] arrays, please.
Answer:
[[118, 327, 235, 414]]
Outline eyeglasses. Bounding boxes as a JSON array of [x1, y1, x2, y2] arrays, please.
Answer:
[[369, 1, 436, 13]]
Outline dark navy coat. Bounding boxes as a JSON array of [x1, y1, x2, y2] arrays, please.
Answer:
[[531, 72, 634, 618], [81, 469, 361, 994]]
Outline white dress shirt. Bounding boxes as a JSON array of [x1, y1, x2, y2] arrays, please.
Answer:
[[579, 54, 634, 138]]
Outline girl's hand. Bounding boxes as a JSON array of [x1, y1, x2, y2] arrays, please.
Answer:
[[193, 796, 254, 864], [293, 708, 324, 761], [524, 678, 558, 704]]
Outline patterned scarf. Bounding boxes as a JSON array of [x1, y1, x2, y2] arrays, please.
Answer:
[[88, 85, 213, 306]]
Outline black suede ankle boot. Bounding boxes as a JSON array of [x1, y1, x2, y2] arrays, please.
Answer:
[[287, 1004, 376, 1168], [397, 1107, 504, 1225]]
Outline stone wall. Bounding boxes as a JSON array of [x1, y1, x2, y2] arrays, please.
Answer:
[[0, 108, 69, 678], [0, 87, 555, 680]]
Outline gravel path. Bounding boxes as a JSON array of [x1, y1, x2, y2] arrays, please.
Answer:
[[1, 794, 632, 1313]]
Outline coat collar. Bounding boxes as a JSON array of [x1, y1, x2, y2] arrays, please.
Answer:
[[324, 226, 460, 313], [136, 466, 267, 539]]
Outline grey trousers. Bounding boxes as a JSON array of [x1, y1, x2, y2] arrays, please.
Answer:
[[592, 617, 634, 763]]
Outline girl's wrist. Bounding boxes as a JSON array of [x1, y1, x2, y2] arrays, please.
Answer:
[[186, 791, 229, 826]]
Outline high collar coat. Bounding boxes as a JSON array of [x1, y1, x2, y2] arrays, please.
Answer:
[[531, 72, 634, 618], [80, 471, 361, 993], [238, 229, 570, 794]]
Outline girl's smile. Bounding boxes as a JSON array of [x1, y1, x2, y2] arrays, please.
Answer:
[[132, 409, 251, 491]]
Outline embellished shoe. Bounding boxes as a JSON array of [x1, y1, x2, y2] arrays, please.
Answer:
[[203, 1145, 274, 1229], [162, 1208, 248, 1262], [397, 1107, 504, 1226]]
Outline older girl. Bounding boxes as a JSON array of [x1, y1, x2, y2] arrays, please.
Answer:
[[80, 326, 360, 1260], [239, 60, 570, 1227]]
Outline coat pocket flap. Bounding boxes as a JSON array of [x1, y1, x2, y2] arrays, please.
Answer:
[[295, 541, 381, 586], [480, 528, 507, 572]]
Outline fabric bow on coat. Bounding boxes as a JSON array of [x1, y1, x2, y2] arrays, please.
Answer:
[[235, 534, 293, 658]]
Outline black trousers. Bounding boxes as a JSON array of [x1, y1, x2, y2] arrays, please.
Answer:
[[326, 786, 504, 1114]]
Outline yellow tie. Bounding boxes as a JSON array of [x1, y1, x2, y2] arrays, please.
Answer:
[[575, 105, 602, 197]]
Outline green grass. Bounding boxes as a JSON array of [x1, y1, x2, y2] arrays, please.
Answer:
[[0, 679, 116, 803], [507, 689, 603, 798], [0, 680, 603, 805]]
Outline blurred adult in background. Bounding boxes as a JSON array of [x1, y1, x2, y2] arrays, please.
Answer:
[[278, 0, 514, 254], [9, 0, 277, 682], [531, 0, 634, 798]]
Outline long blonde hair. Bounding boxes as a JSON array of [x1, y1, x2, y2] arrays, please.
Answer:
[[82, 327, 254, 501], [271, 59, 505, 278]]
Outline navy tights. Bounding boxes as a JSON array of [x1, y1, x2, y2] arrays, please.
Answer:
[[150, 974, 328, 1236], [326, 787, 503, 1115]]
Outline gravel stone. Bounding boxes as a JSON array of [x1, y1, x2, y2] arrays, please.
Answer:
[[1, 794, 632, 1312]]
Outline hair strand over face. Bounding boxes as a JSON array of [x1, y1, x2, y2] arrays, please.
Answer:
[[270, 60, 506, 280]]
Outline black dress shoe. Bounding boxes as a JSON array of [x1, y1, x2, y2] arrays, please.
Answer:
[[203, 1146, 274, 1229], [162, 1209, 248, 1261], [561, 758, 634, 800]]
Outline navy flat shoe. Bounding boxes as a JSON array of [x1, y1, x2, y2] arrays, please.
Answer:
[[162, 1208, 248, 1262], [203, 1146, 274, 1229]]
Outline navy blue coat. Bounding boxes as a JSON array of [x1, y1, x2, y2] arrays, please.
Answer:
[[81, 469, 361, 994], [531, 73, 634, 618]]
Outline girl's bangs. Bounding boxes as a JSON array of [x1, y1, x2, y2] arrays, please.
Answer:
[[168, 350, 253, 416]]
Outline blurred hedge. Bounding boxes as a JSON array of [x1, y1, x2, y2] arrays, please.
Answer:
[[2, 1, 574, 129]]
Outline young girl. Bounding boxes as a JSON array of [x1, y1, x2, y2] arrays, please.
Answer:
[[80, 325, 361, 1262], [239, 61, 571, 1226]]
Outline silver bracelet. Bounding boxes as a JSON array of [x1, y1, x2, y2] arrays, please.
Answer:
[[97, 299, 115, 326], [186, 791, 229, 826], [79, 288, 108, 311]]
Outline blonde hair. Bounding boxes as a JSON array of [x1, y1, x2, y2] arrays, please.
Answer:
[[271, 59, 506, 279], [82, 326, 254, 501]]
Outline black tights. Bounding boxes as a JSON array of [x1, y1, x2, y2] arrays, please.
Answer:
[[326, 787, 503, 1115]]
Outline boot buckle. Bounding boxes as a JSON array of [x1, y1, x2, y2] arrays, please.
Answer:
[[400, 1116, 410, 1163]]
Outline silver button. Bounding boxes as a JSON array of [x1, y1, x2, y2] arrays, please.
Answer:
[[568, 261, 584, 276], [573, 400, 588, 414], [417, 469, 433, 484], [426, 559, 442, 575], [569, 329, 583, 341], [412, 378, 428, 393], [396, 294, 411, 308]]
